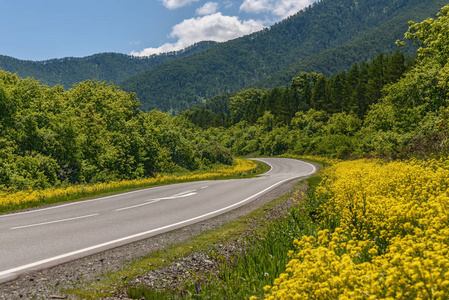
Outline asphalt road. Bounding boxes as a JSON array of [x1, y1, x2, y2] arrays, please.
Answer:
[[0, 158, 316, 282]]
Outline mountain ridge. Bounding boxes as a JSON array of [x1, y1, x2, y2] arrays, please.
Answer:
[[0, 41, 217, 88]]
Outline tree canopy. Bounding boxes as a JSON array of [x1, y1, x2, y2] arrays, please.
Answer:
[[0, 71, 232, 192]]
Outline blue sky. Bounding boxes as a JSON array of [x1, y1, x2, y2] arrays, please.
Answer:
[[1, 0, 315, 61]]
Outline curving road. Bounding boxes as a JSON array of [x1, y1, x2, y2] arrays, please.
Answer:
[[0, 158, 316, 282]]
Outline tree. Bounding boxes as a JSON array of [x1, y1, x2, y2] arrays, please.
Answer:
[[385, 51, 406, 84], [384, 5, 449, 114], [311, 74, 327, 110], [229, 89, 265, 123], [291, 72, 313, 111]]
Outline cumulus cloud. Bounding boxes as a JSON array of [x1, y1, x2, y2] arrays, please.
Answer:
[[240, 0, 269, 14], [131, 13, 265, 56], [240, 0, 313, 19], [196, 2, 219, 15], [160, 0, 199, 9]]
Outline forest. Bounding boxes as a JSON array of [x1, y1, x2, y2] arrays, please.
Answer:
[[181, 51, 419, 158], [0, 74, 232, 192], [181, 13, 449, 160]]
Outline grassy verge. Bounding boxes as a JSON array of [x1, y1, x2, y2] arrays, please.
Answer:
[[63, 167, 321, 299], [0, 159, 266, 215]]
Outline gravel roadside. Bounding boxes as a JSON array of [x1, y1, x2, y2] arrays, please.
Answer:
[[0, 174, 312, 300]]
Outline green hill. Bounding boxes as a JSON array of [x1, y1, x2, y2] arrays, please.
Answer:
[[120, 0, 447, 112], [0, 41, 216, 89]]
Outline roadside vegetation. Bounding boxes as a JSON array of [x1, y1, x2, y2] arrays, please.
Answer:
[[0, 158, 261, 214], [264, 157, 449, 299], [0, 75, 235, 193]]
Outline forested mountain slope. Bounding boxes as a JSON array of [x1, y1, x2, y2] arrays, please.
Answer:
[[120, 0, 447, 113], [0, 41, 216, 88], [182, 3, 449, 160], [253, 0, 446, 88]]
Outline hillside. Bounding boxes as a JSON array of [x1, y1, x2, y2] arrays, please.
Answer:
[[0, 41, 216, 88], [253, 0, 447, 88], [120, 0, 447, 113]]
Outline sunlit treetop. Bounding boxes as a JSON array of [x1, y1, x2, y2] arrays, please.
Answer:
[[404, 5, 449, 64]]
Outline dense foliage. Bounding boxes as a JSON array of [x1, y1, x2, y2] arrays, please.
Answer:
[[0, 71, 232, 192], [120, 0, 446, 112], [0, 41, 216, 89], [182, 51, 418, 158], [265, 158, 449, 299], [186, 51, 410, 125]]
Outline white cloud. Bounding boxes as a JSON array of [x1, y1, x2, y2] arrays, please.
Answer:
[[160, 0, 199, 9], [240, 0, 269, 14], [240, 0, 313, 19], [196, 2, 219, 15], [131, 13, 265, 56]]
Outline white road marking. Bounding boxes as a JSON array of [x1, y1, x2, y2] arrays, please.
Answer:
[[10, 214, 99, 230], [201, 186, 209, 189], [0, 184, 173, 219], [166, 192, 197, 199], [114, 192, 197, 212], [172, 189, 197, 197]]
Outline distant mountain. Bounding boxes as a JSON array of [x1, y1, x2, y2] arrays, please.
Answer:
[[253, 0, 446, 88], [120, 0, 447, 113], [0, 41, 216, 89]]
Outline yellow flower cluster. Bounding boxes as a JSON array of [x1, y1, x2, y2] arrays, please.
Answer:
[[0, 158, 258, 210], [265, 158, 449, 299]]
